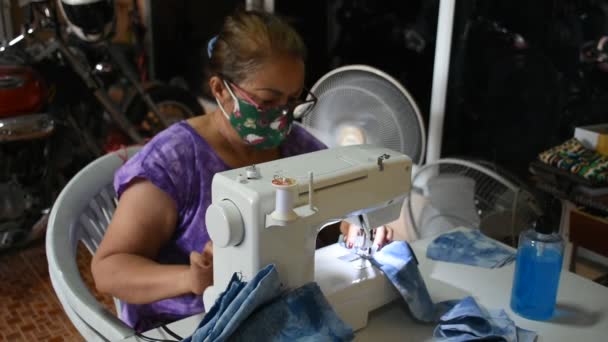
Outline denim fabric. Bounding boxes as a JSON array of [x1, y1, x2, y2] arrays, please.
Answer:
[[370, 241, 436, 322], [434, 296, 537, 342], [426, 229, 515, 269], [230, 282, 354, 341], [184, 264, 353, 342], [184, 264, 279, 342]]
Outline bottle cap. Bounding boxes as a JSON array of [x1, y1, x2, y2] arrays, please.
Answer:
[[533, 216, 553, 234]]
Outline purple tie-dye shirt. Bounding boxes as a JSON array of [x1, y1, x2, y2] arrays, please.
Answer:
[[113, 121, 326, 331]]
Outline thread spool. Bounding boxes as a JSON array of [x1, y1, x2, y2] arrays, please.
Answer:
[[270, 176, 298, 221]]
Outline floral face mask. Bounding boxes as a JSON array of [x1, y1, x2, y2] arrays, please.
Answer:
[[216, 80, 295, 150]]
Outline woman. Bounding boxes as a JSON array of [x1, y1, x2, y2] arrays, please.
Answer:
[[92, 10, 391, 332]]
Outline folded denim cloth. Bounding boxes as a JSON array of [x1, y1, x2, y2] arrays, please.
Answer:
[[434, 296, 537, 342], [184, 264, 354, 342], [369, 241, 436, 322], [229, 282, 354, 341], [426, 229, 516, 269]]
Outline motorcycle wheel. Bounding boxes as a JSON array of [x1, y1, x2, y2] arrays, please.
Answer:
[[124, 84, 204, 138]]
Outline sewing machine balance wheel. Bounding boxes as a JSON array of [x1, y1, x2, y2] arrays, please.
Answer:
[[206, 200, 244, 247]]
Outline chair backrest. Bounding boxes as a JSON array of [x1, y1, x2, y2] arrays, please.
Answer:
[[46, 147, 141, 341]]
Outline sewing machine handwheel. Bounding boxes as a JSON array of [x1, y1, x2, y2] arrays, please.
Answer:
[[206, 200, 244, 247]]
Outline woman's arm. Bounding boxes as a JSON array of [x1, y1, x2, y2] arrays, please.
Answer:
[[91, 180, 212, 304]]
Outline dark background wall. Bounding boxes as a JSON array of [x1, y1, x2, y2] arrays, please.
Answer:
[[149, 0, 608, 179], [148, 0, 242, 94], [443, 0, 608, 177], [148, 0, 331, 95]]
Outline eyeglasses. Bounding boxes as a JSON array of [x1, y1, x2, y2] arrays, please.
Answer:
[[225, 79, 318, 119]]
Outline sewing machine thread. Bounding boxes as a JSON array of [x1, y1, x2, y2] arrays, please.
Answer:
[[270, 176, 299, 221]]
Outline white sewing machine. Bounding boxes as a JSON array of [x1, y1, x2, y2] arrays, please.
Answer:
[[203, 144, 412, 331]]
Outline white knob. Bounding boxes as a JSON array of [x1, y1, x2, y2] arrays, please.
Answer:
[[206, 200, 244, 247], [246, 165, 260, 179]]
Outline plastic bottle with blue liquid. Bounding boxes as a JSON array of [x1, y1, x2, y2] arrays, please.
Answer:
[[510, 216, 564, 320]]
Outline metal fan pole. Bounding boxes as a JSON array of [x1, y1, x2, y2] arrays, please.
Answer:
[[427, 0, 456, 162]]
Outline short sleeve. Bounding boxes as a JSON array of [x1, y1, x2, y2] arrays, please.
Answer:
[[114, 129, 195, 211]]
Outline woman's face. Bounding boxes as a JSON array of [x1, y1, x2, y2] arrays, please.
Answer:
[[213, 55, 305, 149], [223, 55, 305, 114]]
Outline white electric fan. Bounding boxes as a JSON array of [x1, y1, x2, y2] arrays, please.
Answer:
[[299, 65, 426, 241], [408, 158, 544, 246], [301, 65, 426, 165]]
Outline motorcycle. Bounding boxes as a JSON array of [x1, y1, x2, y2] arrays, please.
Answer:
[[0, 0, 203, 251]]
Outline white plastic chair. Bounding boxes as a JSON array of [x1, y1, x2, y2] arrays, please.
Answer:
[[46, 146, 141, 341]]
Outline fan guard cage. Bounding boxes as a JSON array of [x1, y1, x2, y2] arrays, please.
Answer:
[[302, 65, 426, 165], [408, 158, 543, 246]]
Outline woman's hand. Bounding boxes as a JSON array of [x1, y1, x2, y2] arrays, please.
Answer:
[[187, 240, 214, 295], [370, 225, 393, 250], [340, 222, 394, 251]]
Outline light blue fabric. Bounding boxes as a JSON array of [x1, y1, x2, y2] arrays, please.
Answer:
[[434, 296, 537, 342], [229, 282, 354, 341], [184, 264, 354, 342], [184, 264, 279, 342], [426, 230, 516, 269], [370, 241, 436, 322]]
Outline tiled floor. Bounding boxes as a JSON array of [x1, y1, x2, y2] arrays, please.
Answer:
[[0, 241, 115, 342]]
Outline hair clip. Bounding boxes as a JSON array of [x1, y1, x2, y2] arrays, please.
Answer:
[[207, 35, 218, 58]]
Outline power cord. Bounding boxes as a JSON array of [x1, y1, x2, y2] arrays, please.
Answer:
[[134, 332, 177, 342], [134, 325, 183, 342], [161, 325, 184, 340]]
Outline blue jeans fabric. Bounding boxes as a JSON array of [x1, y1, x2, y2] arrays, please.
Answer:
[[229, 282, 354, 341], [426, 230, 516, 269], [370, 241, 436, 322], [434, 296, 537, 342], [184, 264, 353, 342]]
